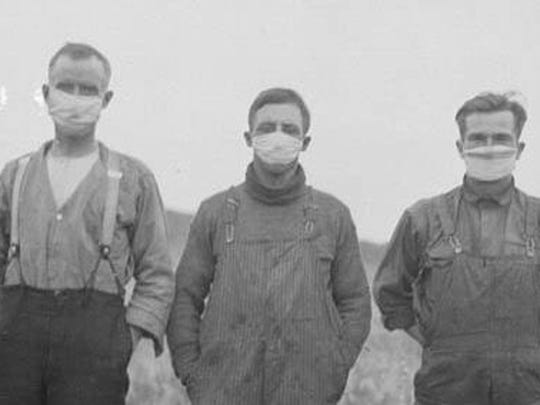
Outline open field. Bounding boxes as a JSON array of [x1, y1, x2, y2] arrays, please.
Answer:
[[125, 211, 421, 405]]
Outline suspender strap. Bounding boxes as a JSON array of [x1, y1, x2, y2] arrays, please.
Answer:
[[224, 187, 240, 244], [87, 150, 124, 295], [100, 151, 122, 256], [435, 190, 462, 254], [8, 156, 31, 261], [524, 196, 538, 257], [303, 187, 317, 235]]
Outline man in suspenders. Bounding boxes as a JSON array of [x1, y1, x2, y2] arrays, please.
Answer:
[[0, 42, 174, 404], [167, 88, 372, 404], [374, 92, 540, 405]]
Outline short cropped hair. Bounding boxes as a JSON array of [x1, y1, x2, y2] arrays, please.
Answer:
[[48, 42, 112, 87], [248, 88, 311, 134], [455, 91, 527, 138]]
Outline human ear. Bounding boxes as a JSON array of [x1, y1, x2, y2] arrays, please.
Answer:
[[244, 131, 253, 147], [42, 84, 49, 100], [456, 139, 464, 158], [516, 141, 526, 160], [301, 136, 311, 151], [102, 90, 114, 109]]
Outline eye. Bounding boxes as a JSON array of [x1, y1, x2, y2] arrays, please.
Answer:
[[466, 133, 487, 143], [492, 133, 514, 143], [78, 85, 99, 96], [55, 82, 75, 93], [254, 122, 276, 134], [281, 124, 301, 136]]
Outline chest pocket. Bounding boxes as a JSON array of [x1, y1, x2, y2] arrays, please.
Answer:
[[415, 241, 457, 307]]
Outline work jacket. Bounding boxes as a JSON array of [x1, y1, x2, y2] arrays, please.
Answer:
[[168, 165, 371, 404]]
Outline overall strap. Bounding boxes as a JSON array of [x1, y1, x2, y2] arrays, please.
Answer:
[[224, 186, 240, 244], [86, 150, 124, 296], [524, 195, 538, 258], [435, 189, 462, 254], [302, 186, 317, 236]]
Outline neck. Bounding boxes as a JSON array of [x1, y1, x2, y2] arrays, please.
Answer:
[[52, 128, 98, 158], [464, 175, 513, 194], [252, 158, 298, 190]]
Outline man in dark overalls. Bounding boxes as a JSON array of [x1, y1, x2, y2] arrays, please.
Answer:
[[374, 91, 540, 405], [0, 42, 174, 404], [167, 87, 372, 404]]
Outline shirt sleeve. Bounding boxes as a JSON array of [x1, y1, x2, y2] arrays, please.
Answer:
[[373, 210, 421, 331], [125, 173, 174, 356], [166, 201, 216, 383], [331, 206, 372, 354], [0, 165, 12, 282]]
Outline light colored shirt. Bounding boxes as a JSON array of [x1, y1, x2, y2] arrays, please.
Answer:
[[46, 146, 99, 208], [0, 141, 174, 354]]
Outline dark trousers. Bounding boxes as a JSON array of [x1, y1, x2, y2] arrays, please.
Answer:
[[0, 285, 132, 405]]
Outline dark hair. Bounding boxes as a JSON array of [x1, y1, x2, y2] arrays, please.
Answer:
[[48, 42, 112, 87], [455, 91, 527, 138], [248, 87, 311, 133]]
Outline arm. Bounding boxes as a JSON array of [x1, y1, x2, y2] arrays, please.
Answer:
[[125, 173, 174, 356], [331, 206, 372, 354], [373, 211, 423, 342], [166, 202, 216, 384], [0, 167, 10, 282]]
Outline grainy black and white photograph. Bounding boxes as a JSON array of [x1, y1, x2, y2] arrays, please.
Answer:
[[1, 1, 540, 404]]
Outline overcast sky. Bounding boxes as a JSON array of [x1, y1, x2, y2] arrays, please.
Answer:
[[1, 0, 540, 242]]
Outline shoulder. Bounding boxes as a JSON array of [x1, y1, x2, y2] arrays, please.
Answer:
[[398, 186, 461, 240], [514, 187, 540, 228], [311, 188, 351, 217], [406, 186, 460, 218], [109, 149, 155, 180], [0, 152, 35, 189], [193, 184, 245, 225], [515, 187, 540, 205]]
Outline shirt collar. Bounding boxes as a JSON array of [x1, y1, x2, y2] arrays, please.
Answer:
[[462, 175, 515, 206]]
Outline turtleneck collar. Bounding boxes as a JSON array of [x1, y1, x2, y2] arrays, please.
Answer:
[[245, 162, 307, 205], [462, 175, 514, 206]]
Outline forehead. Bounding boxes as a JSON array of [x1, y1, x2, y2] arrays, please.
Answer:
[[49, 55, 107, 89], [464, 110, 516, 134], [253, 103, 303, 126]]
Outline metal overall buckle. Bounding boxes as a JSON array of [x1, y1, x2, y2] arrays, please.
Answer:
[[448, 235, 462, 254]]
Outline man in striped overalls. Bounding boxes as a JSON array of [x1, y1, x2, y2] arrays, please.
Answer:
[[167, 87, 372, 404], [0, 42, 174, 404]]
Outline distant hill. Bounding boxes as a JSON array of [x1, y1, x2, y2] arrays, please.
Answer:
[[165, 209, 387, 274], [165, 209, 193, 266]]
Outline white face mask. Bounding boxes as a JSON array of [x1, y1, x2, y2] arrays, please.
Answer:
[[47, 87, 103, 134], [463, 144, 518, 181], [252, 132, 303, 166]]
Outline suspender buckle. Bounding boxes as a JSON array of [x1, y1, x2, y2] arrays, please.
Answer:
[[448, 235, 462, 254], [526, 237, 535, 258], [225, 223, 235, 244], [99, 244, 111, 259], [8, 243, 19, 260], [304, 220, 314, 235]]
